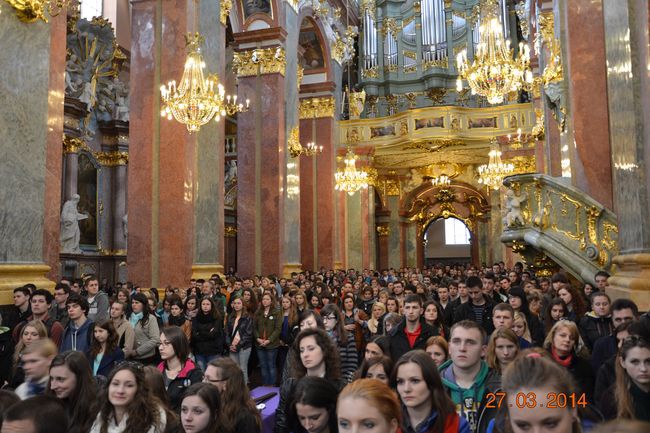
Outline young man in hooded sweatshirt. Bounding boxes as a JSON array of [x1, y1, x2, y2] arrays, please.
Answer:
[[60, 294, 94, 353], [439, 320, 499, 433]]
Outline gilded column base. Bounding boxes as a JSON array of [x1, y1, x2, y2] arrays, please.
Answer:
[[608, 253, 650, 311], [282, 263, 303, 278], [334, 261, 344, 270], [191, 264, 225, 281], [0, 264, 55, 305]]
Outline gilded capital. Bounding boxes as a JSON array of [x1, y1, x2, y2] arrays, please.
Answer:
[[225, 225, 238, 237], [233, 47, 286, 77], [220, 0, 232, 25], [96, 151, 129, 166], [376, 225, 391, 237], [299, 97, 336, 119]]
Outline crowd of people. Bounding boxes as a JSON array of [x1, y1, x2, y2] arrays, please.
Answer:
[[0, 263, 648, 433]]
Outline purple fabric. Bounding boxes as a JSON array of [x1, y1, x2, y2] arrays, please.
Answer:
[[250, 386, 280, 433]]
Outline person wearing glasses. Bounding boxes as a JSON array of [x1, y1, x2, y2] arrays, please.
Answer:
[[320, 304, 358, 382], [157, 326, 203, 412], [203, 357, 261, 433]]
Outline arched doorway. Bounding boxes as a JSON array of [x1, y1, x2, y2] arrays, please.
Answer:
[[423, 217, 473, 267]]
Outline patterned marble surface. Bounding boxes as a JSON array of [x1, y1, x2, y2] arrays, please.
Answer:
[[0, 3, 51, 262]]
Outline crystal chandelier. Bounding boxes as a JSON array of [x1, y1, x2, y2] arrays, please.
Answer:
[[160, 32, 248, 133], [335, 148, 369, 195], [477, 139, 514, 190], [456, 0, 532, 105]]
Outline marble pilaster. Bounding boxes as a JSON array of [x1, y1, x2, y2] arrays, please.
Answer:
[[236, 72, 286, 276], [0, 2, 59, 302], [112, 164, 128, 251], [602, 0, 650, 310], [192, 0, 226, 279], [386, 195, 401, 268], [128, 0, 196, 288], [561, 0, 613, 209]]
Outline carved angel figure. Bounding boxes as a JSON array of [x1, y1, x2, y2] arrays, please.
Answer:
[[504, 189, 528, 228]]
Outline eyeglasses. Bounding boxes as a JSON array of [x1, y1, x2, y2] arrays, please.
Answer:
[[203, 377, 228, 384], [323, 315, 337, 321]]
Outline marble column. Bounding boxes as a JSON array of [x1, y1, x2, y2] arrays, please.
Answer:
[[192, 0, 226, 280], [560, 0, 613, 209], [63, 152, 79, 201], [335, 189, 347, 269], [0, 2, 64, 302], [235, 33, 288, 277], [112, 163, 127, 251], [602, 0, 650, 310], [299, 119, 315, 271], [128, 0, 195, 288], [386, 195, 401, 268]]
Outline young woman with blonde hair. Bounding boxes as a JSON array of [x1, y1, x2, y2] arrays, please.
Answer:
[[486, 328, 519, 375]]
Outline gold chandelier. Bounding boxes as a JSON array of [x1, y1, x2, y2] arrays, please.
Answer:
[[335, 148, 369, 195], [456, 0, 532, 105], [288, 127, 324, 158], [477, 139, 514, 190], [160, 32, 248, 133]]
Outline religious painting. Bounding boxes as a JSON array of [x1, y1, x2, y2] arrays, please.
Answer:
[[299, 20, 325, 70], [468, 117, 497, 128], [241, 0, 271, 19], [370, 125, 396, 138], [415, 117, 445, 130], [77, 153, 98, 246]]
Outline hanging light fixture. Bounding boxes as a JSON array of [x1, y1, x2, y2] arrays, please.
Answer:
[[477, 138, 514, 190], [456, 0, 532, 105], [335, 148, 369, 195], [160, 0, 248, 133]]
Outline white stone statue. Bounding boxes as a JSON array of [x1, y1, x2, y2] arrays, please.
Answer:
[[225, 160, 237, 185], [79, 82, 96, 111], [60, 194, 88, 254], [504, 189, 528, 228], [64, 54, 83, 95], [115, 93, 129, 122]]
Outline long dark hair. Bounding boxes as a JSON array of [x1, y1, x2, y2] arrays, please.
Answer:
[[181, 383, 221, 433], [208, 358, 261, 433], [390, 350, 456, 433], [616, 336, 650, 419], [543, 298, 569, 334], [161, 325, 191, 364], [97, 362, 163, 433], [291, 328, 341, 380], [131, 293, 151, 326], [47, 351, 98, 433], [320, 303, 348, 346], [90, 320, 119, 358], [289, 377, 339, 433]]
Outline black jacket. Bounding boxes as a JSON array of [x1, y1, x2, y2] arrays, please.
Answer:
[[87, 347, 125, 378], [226, 314, 254, 351], [191, 313, 225, 356], [579, 313, 613, 350], [453, 296, 496, 336], [158, 359, 203, 412], [594, 356, 616, 404], [389, 318, 437, 362], [274, 376, 346, 433]]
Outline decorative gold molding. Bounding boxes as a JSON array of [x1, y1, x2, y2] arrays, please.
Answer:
[[376, 225, 391, 237], [282, 263, 303, 278], [288, 126, 302, 158], [225, 225, 237, 237], [299, 97, 335, 119], [0, 264, 54, 305], [192, 264, 225, 280], [99, 248, 127, 256], [220, 0, 232, 25], [63, 135, 88, 154], [297, 64, 304, 90], [233, 47, 286, 77], [507, 156, 536, 175], [362, 66, 379, 79], [96, 151, 129, 166], [360, 0, 375, 19], [4, 0, 69, 23], [380, 18, 399, 37], [423, 58, 449, 70]]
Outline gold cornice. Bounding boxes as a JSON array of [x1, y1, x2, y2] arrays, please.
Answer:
[[233, 47, 286, 77], [376, 225, 390, 237], [299, 97, 335, 119]]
